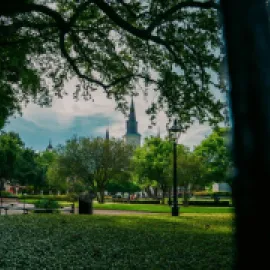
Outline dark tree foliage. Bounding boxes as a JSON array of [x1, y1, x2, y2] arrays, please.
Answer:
[[0, 0, 224, 129]]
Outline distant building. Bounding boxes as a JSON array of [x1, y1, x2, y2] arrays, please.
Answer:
[[212, 182, 231, 193], [124, 97, 141, 147]]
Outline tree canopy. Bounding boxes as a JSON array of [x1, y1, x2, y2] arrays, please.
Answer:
[[0, 131, 24, 183], [0, 0, 224, 129], [132, 137, 173, 202], [50, 136, 134, 202], [194, 127, 233, 186]]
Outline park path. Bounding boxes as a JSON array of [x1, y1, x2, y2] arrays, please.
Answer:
[[0, 204, 159, 216]]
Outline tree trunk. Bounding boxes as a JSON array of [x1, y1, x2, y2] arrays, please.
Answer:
[[168, 186, 172, 205], [161, 186, 166, 204], [154, 187, 158, 199], [99, 188, 105, 204], [183, 185, 189, 207], [145, 186, 151, 198], [221, 1, 270, 268], [96, 192, 100, 203]]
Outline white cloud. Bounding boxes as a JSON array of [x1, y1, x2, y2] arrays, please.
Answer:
[[15, 78, 214, 148]]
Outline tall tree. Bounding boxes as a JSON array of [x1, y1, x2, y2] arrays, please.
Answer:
[[91, 138, 134, 203], [0, 131, 24, 190], [54, 136, 134, 202], [132, 137, 172, 203], [14, 148, 39, 190], [194, 127, 233, 187], [0, 1, 224, 129], [176, 145, 206, 204]]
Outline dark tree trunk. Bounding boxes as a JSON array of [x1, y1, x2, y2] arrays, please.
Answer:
[[221, 1, 270, 268], [168, 187, 172, 205], [183, 185, 189, 207], [145, 186, 152, 198], [161, 186, 166, 204], [99, 188, 105, 204], [154, 187, 158, 199]]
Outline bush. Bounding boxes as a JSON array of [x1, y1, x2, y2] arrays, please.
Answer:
[[66, 193, 79, 202], [112, 198, 160, 204], [18, 194, 71, 201], [130, 200, 160, 204], [34, 199, 60, 213], [193, 191, 231, 198], [0, 191, 18, 198], [187, 200, 230, 207], [212, 191, 231, 197], [193, 191, 210, 196]]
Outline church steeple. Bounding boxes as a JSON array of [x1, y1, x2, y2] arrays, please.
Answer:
[[105, 127, 109, 140], [124, 97, 141, 147], [46, 139, 53, 152], [126, 96, 138, 134]]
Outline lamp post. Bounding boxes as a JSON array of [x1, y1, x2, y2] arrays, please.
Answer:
[[169, 119, 182, 216]]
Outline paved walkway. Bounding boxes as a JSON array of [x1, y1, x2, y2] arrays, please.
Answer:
[[0, 204, 158, 216]]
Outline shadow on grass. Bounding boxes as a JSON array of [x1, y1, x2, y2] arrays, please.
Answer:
[[0, 214, 233, 270]]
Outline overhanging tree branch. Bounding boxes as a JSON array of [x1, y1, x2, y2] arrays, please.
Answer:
[[147, 0, 219, 33], [59, 31, 108, 89]]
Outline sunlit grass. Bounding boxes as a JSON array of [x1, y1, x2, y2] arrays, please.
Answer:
[[93, 202, 234, 214]]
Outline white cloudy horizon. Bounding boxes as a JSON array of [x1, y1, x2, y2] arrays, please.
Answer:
[[4, 79, 215, 151]]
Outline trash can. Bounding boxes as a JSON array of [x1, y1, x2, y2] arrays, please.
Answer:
[[78, 191, 95, 214]]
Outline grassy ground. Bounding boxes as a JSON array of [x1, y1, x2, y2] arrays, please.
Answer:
[[93, 202, 234, 214], [19, 199, 233, 213], [0, 214, 233, 269]]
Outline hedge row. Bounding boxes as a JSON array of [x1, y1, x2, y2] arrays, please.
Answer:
[[0, 191, 18, 198], [112, 199, 160, 204], [17, 194, 75, 201], [129, 200, 160, 204], [187, 200, 230, 207], [193, 191, 231, 197]]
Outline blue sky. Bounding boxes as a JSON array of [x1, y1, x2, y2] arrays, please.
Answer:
[[4, 114, 117, 151], [4, 80, 214, 151]]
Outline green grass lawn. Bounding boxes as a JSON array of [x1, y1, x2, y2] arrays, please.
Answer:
[[19, 199, 233, 213], [0, 214, 233, 269], [93, 202, 234, 214]]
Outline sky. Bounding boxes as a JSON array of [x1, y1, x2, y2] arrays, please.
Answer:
[[4, 79, 217, 151]]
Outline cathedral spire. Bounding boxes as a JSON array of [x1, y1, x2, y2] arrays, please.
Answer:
[[126, 96, 138, 134], [129, 96, 136, 122], [124, 96, 141, 147], [46, 139, 53, 151], [105, 127, 109, 140]]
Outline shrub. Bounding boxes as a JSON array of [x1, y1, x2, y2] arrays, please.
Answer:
[[193, 191, 210, 196], [187, 200, 230, 207], [112, 198, 160, 204], [129, 200, 160, 204], [66, 193, 79, 202], [18, 194, 71, 201], [193, 191, 231, 197], [0, 191, 18, 198], [34, 199, 60, 213], [212, 191, 231, 197]]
